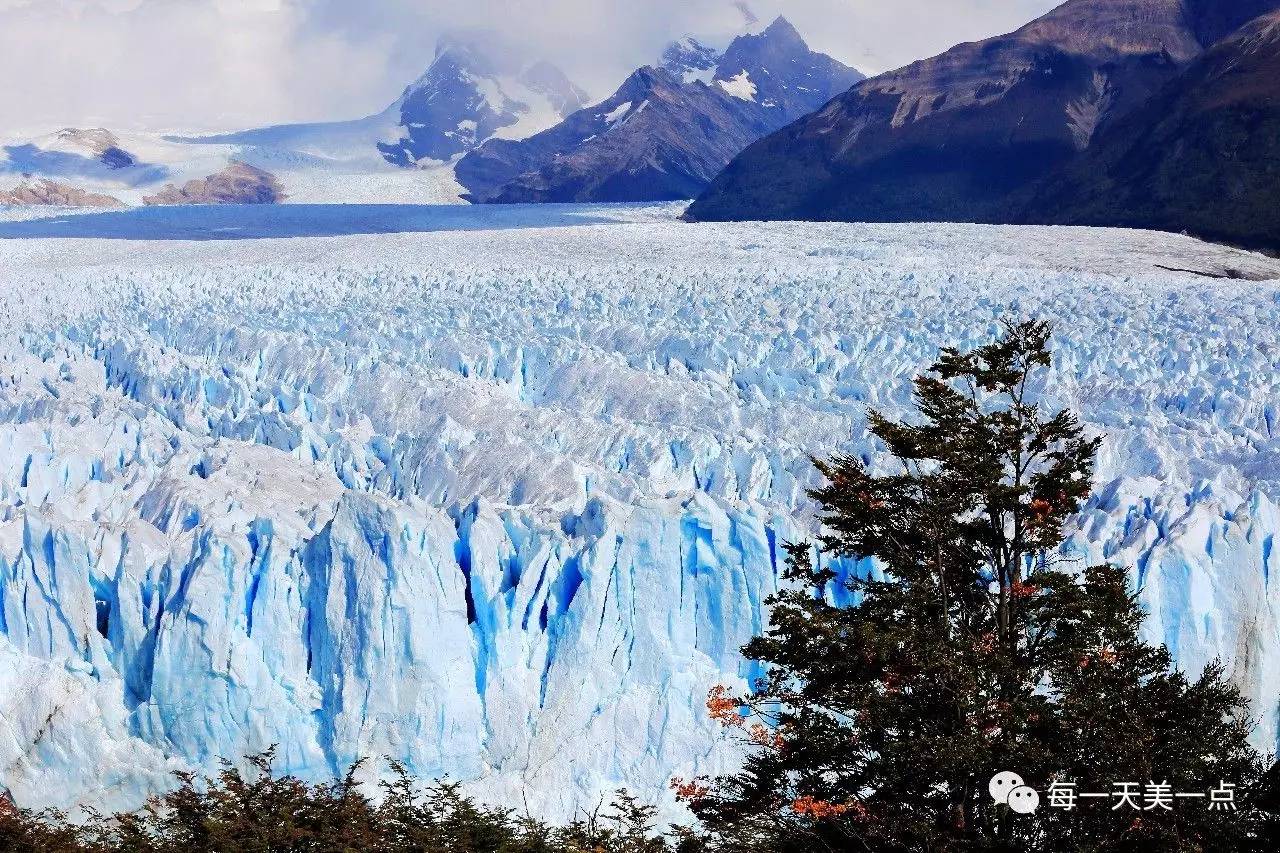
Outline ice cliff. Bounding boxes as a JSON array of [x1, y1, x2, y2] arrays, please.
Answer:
[[0, 207, 1278, 820]]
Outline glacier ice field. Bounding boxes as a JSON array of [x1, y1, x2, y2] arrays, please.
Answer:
[[1, 202, 1280, 820]]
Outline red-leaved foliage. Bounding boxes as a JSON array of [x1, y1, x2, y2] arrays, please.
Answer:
[[706, 685, 744, 728], [790, 796, 866, 820], [670, 776, 711, 804]]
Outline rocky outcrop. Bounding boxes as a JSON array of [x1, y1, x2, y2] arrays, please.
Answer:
[[143, 163, 285, 205], [1, 128, 163, 189], [50, 128, 138, 170], [0, 178, 125, 208]]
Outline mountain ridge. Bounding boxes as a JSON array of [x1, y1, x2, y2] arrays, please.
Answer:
[[685, 0, 1280, 224], [457, 16, 864, 204]]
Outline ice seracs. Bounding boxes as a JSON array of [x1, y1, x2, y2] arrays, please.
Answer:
[[0, 209, 1278, 822]]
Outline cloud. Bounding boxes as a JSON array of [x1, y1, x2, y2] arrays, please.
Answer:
[[0, 0, 1059, 134], [753, 1, 1061, 77], [0, 0, 394, 134]]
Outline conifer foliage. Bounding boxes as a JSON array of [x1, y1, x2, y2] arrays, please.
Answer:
[[684, 320, 1275, 852]]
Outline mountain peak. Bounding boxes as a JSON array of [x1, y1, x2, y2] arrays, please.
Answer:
[[432, 30, 487, 62], [660, 36, 721, 80], [762, 15, 801, 41], [380, 34, 587, 167], [427, 30, 518, 79], [722, 13, 809, 57]]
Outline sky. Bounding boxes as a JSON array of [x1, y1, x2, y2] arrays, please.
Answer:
[[0, 0, 1060, 134]]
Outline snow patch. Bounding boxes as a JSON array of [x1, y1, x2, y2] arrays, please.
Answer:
[[683, 66, 719, 86], [487, 77, 568, 142], [717, 70, 758, 101], [602, 102, 632, 124]]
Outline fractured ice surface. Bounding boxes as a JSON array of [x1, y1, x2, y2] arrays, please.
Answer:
[[1, 206, 1279, 818]]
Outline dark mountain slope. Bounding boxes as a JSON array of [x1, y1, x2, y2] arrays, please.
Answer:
[[686, 0, 1280, 223], [1023, 10, 1280, 252], [1182, 0, 1280, 44]]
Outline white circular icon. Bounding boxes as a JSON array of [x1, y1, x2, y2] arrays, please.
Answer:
[[988, 771, 1025, 804], [1007, 785, 1040, 814]]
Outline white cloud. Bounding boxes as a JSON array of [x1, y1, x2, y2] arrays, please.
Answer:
[[0, 0, 1059, 135], [0, 0, 394, 134]]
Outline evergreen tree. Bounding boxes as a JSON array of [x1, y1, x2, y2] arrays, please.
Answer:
[[685, 320, 1274, 852]]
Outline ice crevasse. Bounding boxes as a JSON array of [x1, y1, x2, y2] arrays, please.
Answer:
[[0, 214, 1279, 820]]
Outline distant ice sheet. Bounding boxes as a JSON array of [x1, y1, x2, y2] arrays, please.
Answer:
[[0, 201, 687, 240]]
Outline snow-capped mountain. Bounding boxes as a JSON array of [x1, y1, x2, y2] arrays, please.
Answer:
[[2, 209, 1280, 820], [686, 0, 1280, 224], [455, 67, 770, 203], [192, 32, 585, 174], [708, 16, 863, 118], [456, 17, 864, 203], [376, 35, 588, 167], [1, 34, 586, 207], [660, 37, 721, 83]]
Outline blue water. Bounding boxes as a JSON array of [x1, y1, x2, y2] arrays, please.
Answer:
[[0, 203, 670, 241]]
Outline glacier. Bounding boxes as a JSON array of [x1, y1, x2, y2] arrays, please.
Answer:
[[1, 204, 1279, 820]]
